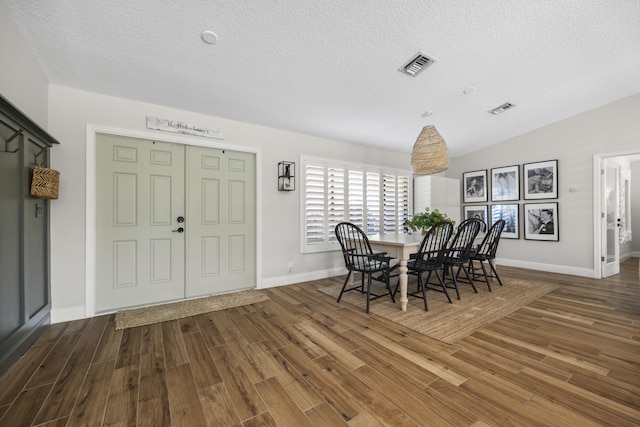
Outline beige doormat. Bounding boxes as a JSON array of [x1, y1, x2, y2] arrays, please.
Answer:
[[114, 289, 269, 330], [318, 277, 557, 344]]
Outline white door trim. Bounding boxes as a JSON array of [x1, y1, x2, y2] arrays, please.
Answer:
[[85, 124, 262, 317], [592, 149, 639, 279]]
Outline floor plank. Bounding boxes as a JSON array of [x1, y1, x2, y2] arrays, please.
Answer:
[[1, 259, 639, 426]]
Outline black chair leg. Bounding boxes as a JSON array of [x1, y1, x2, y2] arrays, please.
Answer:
[[385, 269, 396, 303], [337, 271, 353, 302], [365, 274, 372, 313], [460, 266, 478, 293], [489, 261, 503, 286], [420, 272, 429, 311], [479, 261, 492, 291], [433, 270, 452, 303], [449, 267, 461, 300], [469, 260, 480, 280]]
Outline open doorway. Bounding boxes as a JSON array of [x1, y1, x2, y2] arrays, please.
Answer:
[[593, 150, 640, 278]]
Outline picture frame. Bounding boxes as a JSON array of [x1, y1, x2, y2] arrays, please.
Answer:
[[464, 205, 488, 234], [463, 169, 488, 203], [524, 202, 559, 241], [491, 204, 519, 239], [523, 160, 558, 199], [491, 165, 519, 201]]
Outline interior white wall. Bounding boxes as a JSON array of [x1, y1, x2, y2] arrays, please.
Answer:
[[5, 1, 640, 320], [0, 2, 48, 126], [46, 86, 409, 320], [446, 93, 640, 276], [632, 161, 640, 256]]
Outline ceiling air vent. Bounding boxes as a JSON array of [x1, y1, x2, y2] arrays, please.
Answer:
[[398, 51, 437, 77], [488, 102, 516, 115]]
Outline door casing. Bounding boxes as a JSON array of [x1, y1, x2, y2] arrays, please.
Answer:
[[592, 149, 639, 279], [85, 124, 262, 316]]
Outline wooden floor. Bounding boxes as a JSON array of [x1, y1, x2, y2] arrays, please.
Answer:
[[1, 260, 639, 426]]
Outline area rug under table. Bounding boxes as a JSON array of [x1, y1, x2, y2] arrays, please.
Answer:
[[318, 277, 558, 344], [114, 289, 270, 330]]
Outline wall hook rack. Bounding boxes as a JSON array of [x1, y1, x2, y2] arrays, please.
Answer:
[[34, 146, 47, 163], [4, 128, 22, 153]]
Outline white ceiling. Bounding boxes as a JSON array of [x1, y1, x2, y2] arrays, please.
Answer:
[[4, 0, 640, 157]]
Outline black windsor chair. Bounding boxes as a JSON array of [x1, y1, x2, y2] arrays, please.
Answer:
[[442, 218, 484, 299], [395, 221, 454, 311], [467, 219, 506, 290], [334, 222, 396, 313]]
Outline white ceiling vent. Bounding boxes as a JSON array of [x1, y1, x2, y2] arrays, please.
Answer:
[[488, 102, 516, 115], [398, 51, 437, 77]]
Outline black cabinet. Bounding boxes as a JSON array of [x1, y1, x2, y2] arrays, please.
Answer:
[[0, 95, 59, 377]]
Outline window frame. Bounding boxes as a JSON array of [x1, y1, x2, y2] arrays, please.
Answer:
[[300, 155, 412, 253]]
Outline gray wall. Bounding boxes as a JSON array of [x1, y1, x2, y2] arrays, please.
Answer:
[[632, 161, 640, 255], [0, 2, 49, 126], [447, 93, 640, 275]]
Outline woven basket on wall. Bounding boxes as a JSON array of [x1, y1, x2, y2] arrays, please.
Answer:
[[30, 166, 60, 199]]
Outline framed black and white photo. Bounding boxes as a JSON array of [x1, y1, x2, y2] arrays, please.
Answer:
[[523, 160, 558, 199], [464, 205, 488, 234], [524, 202, 559, 241], [491, 165, 519, 201], [463, 169, 488, 203], [491, 204, 519, 239]]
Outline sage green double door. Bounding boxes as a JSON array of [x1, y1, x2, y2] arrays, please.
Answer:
[[96, 134, 255, 312]]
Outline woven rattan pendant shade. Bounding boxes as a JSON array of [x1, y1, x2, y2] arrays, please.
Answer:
[[410, 125, 449, 175]]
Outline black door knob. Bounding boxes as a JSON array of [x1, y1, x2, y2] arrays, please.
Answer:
[[177, 216, 185, 223]]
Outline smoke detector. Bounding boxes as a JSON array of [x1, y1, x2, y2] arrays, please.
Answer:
[[398, 51, 437, 77], [488, 102, 516, 115]]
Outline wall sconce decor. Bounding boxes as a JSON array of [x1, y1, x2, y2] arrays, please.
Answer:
[[278, 161, 295, 191]]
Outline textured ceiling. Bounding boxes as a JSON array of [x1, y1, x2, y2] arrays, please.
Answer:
[[4, 0, 640, 157]]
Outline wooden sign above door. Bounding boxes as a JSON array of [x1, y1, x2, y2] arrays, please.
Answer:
[[146, 116, 224, 140]]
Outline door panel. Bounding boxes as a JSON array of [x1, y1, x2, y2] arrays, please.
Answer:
[[96, 135, 185, 311], [602, 159, 620, 277], [97, 135, 256, 310], [186, 146, 256, 297]]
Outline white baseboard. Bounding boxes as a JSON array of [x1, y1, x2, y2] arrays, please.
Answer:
[[50, 306, 88, 323], [260, 267, 346, 289], [495, 258, 596, 278], [52, 259, 605, 323], [258, 259, 600, 290]]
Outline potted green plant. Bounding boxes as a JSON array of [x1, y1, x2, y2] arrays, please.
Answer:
[[404, 208, 455, 234]]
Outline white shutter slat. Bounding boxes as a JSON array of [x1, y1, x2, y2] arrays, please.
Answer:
[[303, 158, 411, 252]]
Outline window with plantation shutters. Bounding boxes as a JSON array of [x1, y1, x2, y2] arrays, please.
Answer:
[[302, 156, 412, 253]]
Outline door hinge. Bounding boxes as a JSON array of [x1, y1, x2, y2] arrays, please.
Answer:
[[601, 256, 605, 262], [601, 212, 605, 218]]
